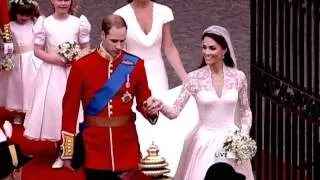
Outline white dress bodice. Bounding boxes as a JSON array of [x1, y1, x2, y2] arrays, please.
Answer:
[[10, 20, 34, 47], [162, 65, 252, 133], [114, 2, 174, 95], [34, 15, 90, 51]]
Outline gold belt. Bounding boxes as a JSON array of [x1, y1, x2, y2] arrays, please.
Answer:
[[14, 45, 34, 54], [84, 115, 134, 127]]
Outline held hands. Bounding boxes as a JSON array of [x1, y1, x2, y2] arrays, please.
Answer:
[[143, 97, 163, 116], [143, 97, 163, 125]]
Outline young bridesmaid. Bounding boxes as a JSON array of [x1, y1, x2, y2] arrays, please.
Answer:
[[23, 0, 91, 169], [0, 0, 41, 125]]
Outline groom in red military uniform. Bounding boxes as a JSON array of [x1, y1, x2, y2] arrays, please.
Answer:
[[60, 14, 159, 179]]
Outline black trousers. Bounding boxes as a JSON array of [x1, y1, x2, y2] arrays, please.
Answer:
[[85, 169, 124, 180]]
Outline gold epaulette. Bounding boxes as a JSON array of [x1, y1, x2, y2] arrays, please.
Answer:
[[61, 131, 74, 159], [75, 48, 96, 61], [1, 24, 13, 42]]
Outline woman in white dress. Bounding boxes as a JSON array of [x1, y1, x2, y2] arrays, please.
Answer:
[[114, 1, 196, 175], [115, 0, 187, 95], [23, 0, 91, 168], [0, 0, 42, 124], [150, 25, 254, 180]]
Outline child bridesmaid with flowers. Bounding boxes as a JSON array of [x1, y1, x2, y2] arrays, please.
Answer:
[[23, 0, 91, 169], [0, 0, 41, 124]]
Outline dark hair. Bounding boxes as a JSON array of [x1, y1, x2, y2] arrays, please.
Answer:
[[0, 142, 33, 179], [101, 15, 127, 35], [198, 33, 235, 69], [9, 1, 40, 21], [127, 0, 155, 3], [204, 162, 246, 180]]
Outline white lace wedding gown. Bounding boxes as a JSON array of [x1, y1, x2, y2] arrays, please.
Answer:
[[115, 3, 199, 176], [161, 65, 254, 180]]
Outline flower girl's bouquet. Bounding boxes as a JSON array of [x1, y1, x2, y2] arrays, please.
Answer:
[[0, 57, 14, 72], [58, 41, 81, 63], [223, 130, 257, 163]]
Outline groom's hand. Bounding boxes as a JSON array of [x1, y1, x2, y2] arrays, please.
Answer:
[[144, 97, 163, 115], [143, 97, 163, 125]]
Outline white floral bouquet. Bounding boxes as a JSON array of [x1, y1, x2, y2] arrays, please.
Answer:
[[58, 41, 81, 63], [223, 129, 257, 163], [0, 58, 15, 72]]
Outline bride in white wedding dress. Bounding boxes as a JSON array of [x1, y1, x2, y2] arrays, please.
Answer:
[[149, 25, 254, 180], [114, 0, 196, 176]]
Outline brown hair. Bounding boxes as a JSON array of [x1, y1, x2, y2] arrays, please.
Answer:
[[101, 15, 127, 35], [9, 1, 40, 21], [198, 33, 235, 69]]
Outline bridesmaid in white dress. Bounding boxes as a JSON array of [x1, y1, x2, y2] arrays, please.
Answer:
[[23, 0, 91, 168], [115, 0, 187, 95], [114, 0, 193, 175], [150, 25, 254, 180], [0, 0, 42, 124]]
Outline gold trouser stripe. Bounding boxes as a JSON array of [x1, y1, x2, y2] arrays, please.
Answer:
[[8, 145, 18, 167]]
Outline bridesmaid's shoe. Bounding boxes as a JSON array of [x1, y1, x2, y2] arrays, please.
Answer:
[[52, 157, 64, 169]]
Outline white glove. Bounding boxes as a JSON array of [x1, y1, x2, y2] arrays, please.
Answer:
[[3, 120, 13, 138], [4, 42, 14, 55]]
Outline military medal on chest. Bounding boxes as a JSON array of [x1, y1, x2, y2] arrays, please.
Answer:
[[125, 73, 130, 88], [121, 74, 133, 103]]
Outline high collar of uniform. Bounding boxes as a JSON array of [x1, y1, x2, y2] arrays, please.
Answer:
[[97, 43, 123, 62], [97, 43, 113, 61]]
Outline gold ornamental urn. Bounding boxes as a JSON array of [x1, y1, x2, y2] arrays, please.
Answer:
[[139, 142, 172, 180]]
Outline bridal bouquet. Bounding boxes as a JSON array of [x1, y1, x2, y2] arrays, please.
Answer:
[[0, 57, 15, 72], [58, 41, 81, 63], [223, 130, 257, 163]]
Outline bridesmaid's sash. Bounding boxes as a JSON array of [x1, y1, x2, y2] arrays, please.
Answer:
[[85, 53, 139, 116]]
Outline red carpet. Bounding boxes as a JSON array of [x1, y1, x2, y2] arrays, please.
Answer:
[[0, 108, 85, 180]]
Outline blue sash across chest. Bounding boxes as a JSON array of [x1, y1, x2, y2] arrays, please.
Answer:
[[85, 53, 139, 116]]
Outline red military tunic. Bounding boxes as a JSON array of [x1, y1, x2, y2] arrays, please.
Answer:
[[61, 48, 152, 171]]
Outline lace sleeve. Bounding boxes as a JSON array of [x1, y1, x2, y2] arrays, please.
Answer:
[[160, 79, 193, 119], [238, 71, 252, 134]]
